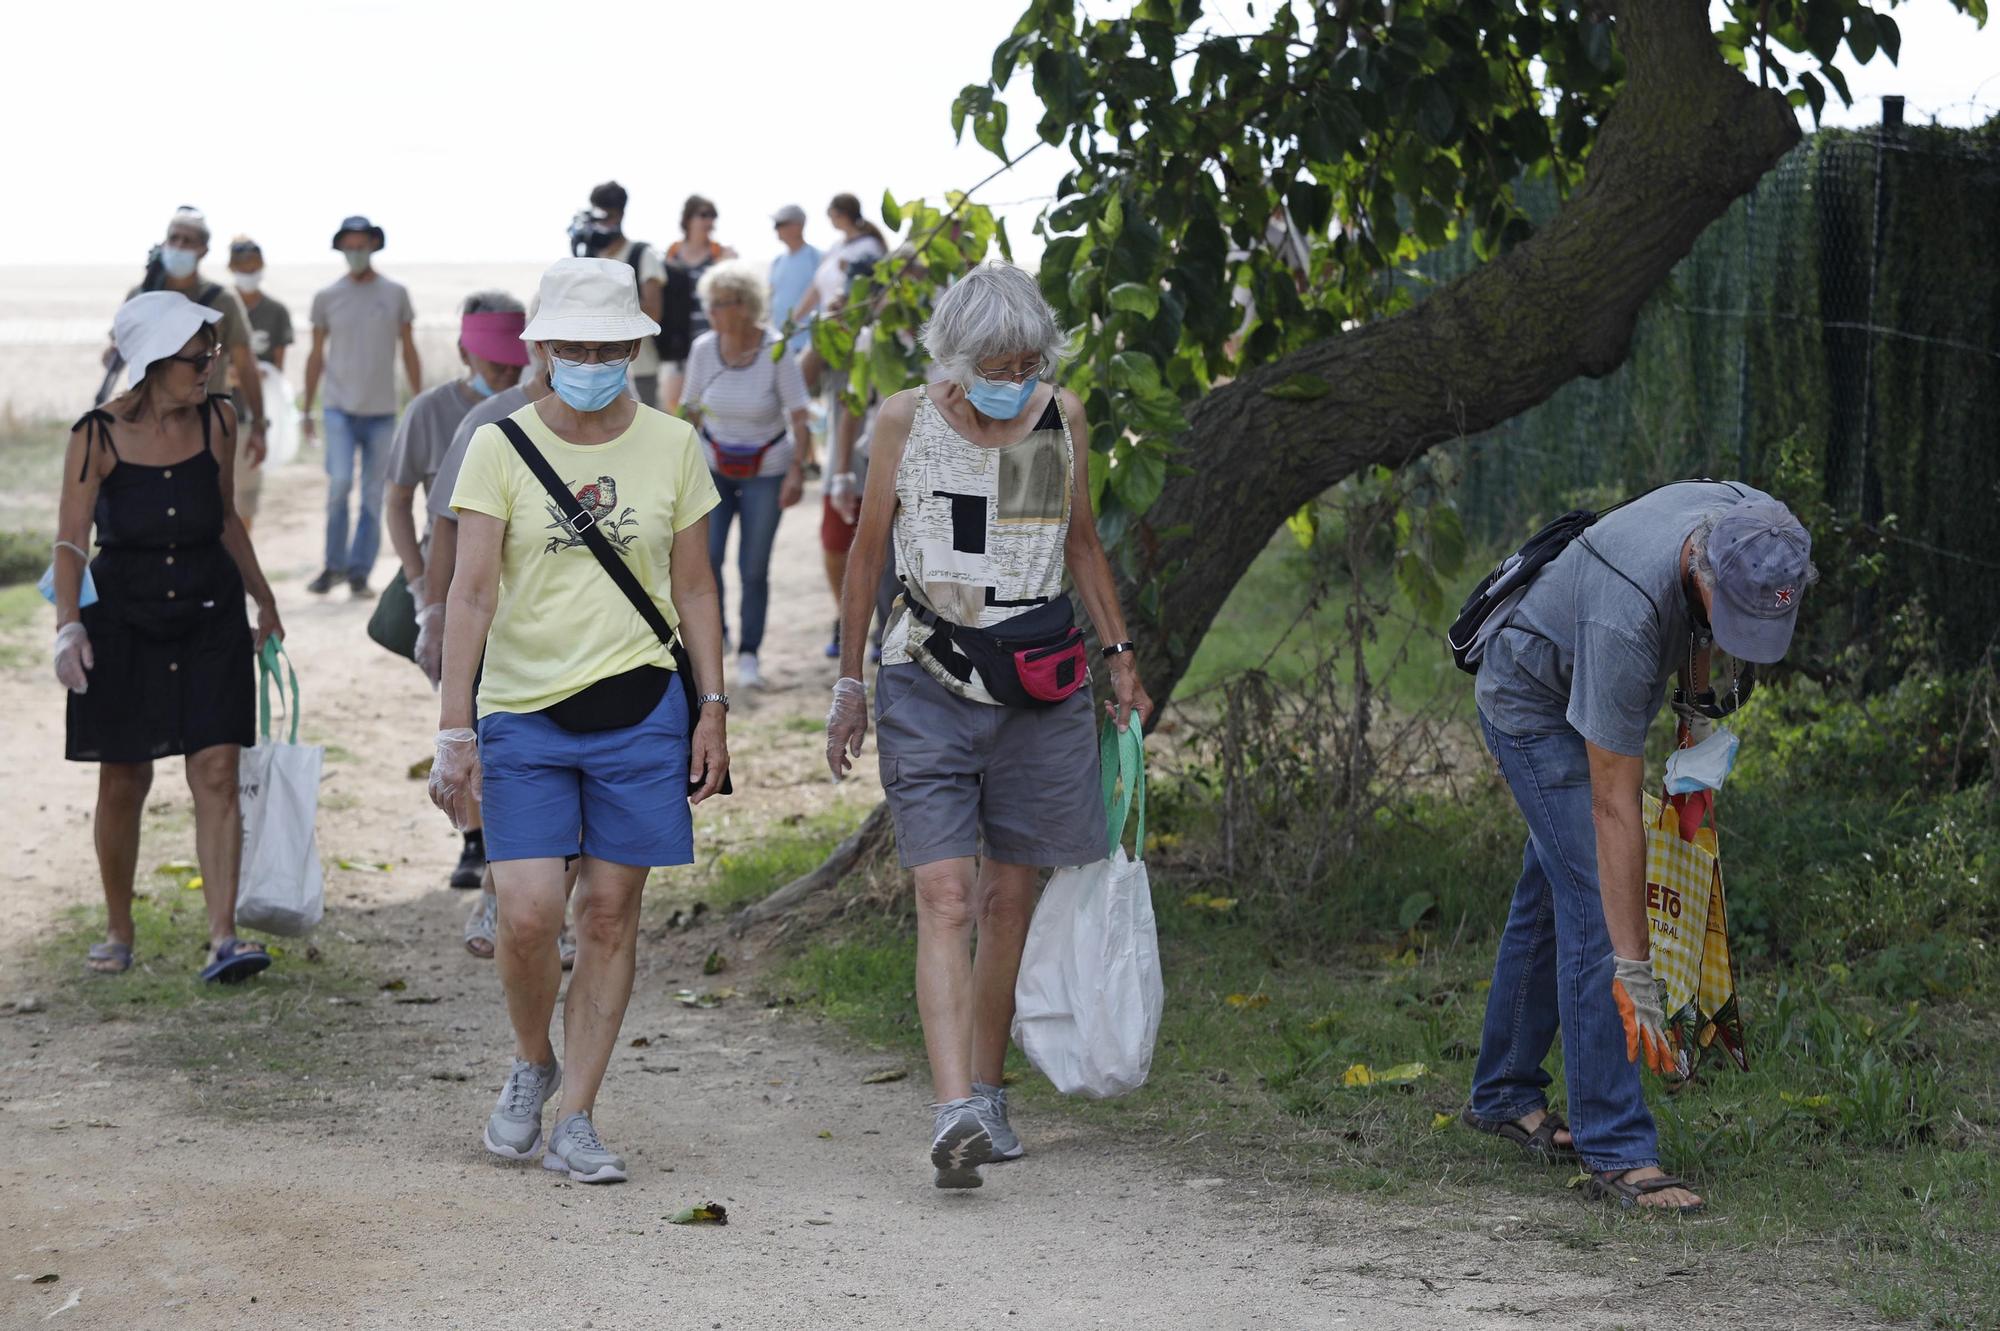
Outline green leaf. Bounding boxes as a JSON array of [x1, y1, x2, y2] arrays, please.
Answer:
[[1086, 447, 1110, 508], [1428, 504, 1468, 576], [1797, 70, 1826, 123], [995, 216, 1013, 263], [1397, 891, 1438, 931], [870, 331, 908, 397], [1110, 350, 1163, 396], [1394, 549, 1444, 622], [1286, 502, 1318, 549], [1262, 372, 1333, 402], [880, 190, 903, 233], [1876, 13, 1901, 62], [1108, 444, 1166, 514], [974, 100, 1010, 160], [1108, 282, 1161, 318]]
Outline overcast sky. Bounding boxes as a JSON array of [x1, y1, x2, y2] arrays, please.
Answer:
[[7, 0, 1993, 268]]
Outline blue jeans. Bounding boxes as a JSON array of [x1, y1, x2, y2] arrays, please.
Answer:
[[1469, 710, 1659, 1174], [322, 407, 394, 578], [706, 472, 784, 655]]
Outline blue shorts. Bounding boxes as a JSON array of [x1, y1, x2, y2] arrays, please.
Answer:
[[477, 673, 694, 868]]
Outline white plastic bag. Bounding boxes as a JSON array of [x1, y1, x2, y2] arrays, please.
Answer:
[[1012, 717, 1163, 1099], [236, 641, 325, 936], [259, 362, 300, 466]]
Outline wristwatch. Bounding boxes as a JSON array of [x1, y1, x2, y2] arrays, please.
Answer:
[[697, 692, 730, 712]]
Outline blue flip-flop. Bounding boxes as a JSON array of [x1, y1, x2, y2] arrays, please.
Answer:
[[85, 940, 133, 975], [200, 938, 271, 985]]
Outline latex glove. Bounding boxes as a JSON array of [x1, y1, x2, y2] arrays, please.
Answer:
[[53, 622, 93, 693], [1612, 954, 1682, 1078], [826, 471, 860, 525], [825, 676, 868, 780], [408, 577, 429, 619], [779, 465, 805, 510], [428, 728, 481, 830], [414, 604, 445, 688]]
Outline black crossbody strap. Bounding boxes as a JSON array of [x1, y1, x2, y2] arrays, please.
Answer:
[[494, 417, 675, 648]]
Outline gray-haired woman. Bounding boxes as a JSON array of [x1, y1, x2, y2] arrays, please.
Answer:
[[825, 261, 1154, 1189]]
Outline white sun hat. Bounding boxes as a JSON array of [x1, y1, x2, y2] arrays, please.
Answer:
[[115, 291, 225, 389], [519, 257, 661, 343]]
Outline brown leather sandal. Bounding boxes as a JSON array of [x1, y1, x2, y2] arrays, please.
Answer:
[[1460, 1107, 1578, 1161], [1583, 1170, 1706, 1215]]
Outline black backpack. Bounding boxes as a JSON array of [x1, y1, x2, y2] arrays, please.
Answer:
[[619, 242, 693, 365]]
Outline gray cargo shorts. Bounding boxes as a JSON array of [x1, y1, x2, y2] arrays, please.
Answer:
[[874, 663, 1105, 869]]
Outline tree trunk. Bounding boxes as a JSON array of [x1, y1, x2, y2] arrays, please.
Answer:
[[1124, 0, 1802, 705], [738, 0, 1802, 920]]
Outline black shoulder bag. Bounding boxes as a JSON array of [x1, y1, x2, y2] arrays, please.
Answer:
[[494, 416, 730, 796]]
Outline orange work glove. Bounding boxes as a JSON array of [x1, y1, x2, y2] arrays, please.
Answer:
[[1612, 954, 1682, 1078]]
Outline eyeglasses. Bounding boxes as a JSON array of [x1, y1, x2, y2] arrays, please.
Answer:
[[694, 209, 717, 220], [975, 360, 1044, 385], [165, 348, 220, 373], [550, 343, 636, 368]]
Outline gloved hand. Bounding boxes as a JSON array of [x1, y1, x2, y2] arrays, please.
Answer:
[[1611, 954, 1681, 1078], [826, 471, 860, 525], [825, 676, 868, 779], [53, 622, 93, 693], [408, 577, 429, 619], [414, 603, 445, 688], [428, 728, 481, 830]]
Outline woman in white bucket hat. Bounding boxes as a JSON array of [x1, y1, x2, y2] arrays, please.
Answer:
[[52, 290, 286, 983], [427, 257, 730, 1183]]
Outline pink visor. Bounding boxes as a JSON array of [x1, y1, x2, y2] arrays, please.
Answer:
[[461, 310, 530, 365]]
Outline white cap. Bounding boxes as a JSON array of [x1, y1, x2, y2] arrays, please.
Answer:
[[114, 291, 224, 389], [519, 257, 661, 343]]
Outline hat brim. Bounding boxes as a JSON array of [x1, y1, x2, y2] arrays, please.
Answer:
[[1709, 597, 1797, 665], [518, 312, 661, 342], [331, 227, 386, 251], [125, 302, 225, 388]]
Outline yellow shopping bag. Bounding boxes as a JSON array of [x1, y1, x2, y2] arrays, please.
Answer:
[[1643, 791, 1748, 1075]]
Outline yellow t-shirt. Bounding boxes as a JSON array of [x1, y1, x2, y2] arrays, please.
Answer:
[[450, 401, 720, 717]]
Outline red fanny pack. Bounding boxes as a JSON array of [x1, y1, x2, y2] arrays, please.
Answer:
[[907, 593, 1088, 708], [703, 429, 784, 481]]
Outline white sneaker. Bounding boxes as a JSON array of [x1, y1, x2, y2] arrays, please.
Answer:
[[738, 652, 765, 690]]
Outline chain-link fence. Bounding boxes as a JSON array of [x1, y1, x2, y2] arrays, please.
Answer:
[[1434, 117, 2000, 666]]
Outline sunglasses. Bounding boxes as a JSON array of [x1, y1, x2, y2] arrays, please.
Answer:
[[165, 348, 220, 373], [694, 209, 717, 220]]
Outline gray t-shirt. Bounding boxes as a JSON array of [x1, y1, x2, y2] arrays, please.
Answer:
[[309, 273, 414, 415], [427, 382, 536, 524], [245, 295, 293, 366], [389, 380, 480, 496], [1474, 480, 1763, 756]]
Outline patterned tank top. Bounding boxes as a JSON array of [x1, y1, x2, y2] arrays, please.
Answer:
[[880, 386, 1075, 705]]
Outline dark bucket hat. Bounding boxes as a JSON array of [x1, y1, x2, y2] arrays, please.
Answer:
[[331, 215, 386, 251]]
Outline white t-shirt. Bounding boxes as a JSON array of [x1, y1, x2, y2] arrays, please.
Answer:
[[604, 238, 667, 376], [681, 331, 808, 479], [812, 235, 887, 308]]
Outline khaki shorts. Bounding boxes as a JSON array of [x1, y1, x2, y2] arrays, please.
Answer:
[[874, 663, 1105, 869]]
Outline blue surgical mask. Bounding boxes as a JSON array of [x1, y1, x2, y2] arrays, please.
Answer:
[[344, 250, 372, 276], [160, 246, 198, 279], [965, 373, 1038, 420], [548, 360, 627, 412], [466, 372, 496, 399]]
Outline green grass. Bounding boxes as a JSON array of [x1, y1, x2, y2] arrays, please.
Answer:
[[653, 809, 865, 915], [0, 418, 73, 535], [37, 865, 377, 1119]]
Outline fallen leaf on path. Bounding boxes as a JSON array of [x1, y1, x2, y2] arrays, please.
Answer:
[[1342, 1063, 1374, 1087], [638, 1065, 682, 1074], [1224, 993, 1270, 1010], [338, 860, 392, 873], [817, 1130, 832, 1139], [1433, 1112, 1456, 1131], [184, 875, 204, 891], [861, 1067, 908, 1085], [379, 978, 407, 992], [407, 757, 434, 780], [155, 859, 197, 874], [33, 1274, 58, 1284], [702, 950, 727, 976], [673, 989, 721, 1009], [394, 995, 442, 1005], [629, 1037, 651, 1048], [1780, 1091, 1833, 1109], [805, 1219, 832, 1226], [666, 1203, 728, 1226], [1377, 1062, 1430, 1085], [1182, 894, 1238, 912]]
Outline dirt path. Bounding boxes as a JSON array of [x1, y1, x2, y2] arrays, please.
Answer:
[[0, 454, 1840, 1330]]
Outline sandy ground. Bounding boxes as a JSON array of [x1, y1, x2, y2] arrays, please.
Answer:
[[0, 452, 1868, 1330]]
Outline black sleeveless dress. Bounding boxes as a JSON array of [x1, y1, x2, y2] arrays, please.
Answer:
[[65, 397, 255, 763]]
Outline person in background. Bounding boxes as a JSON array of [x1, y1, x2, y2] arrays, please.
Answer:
[[680, 261, 808, 692], [661, 195, 737, 413], [824, 262, 1152, 1189], [767, 204, 821, 357], [790, 192, 887, 395], [1460, 483, 1816, 1215], [302, 215, 419, 598], [420, 322, 581, 966], [574, 181, 667, 407], [224, 236, 292, 533], [55, 293, 285, 982], [429, 256, 728, 1184], [106, 209, 267, 520]]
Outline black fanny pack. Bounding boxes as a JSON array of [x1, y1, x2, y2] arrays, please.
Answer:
[[542, 664, 671, 733], [494, 417, 730, 795], [905, 590, 1088, 709]]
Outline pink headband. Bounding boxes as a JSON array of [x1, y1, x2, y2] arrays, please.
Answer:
[[461, 310, 530, 365]]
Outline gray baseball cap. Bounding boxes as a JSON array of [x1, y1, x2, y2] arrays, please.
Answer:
[[1706, 498, 1812, 663], [770, 204, 807, 226]]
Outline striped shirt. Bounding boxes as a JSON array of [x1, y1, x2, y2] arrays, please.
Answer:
[[682, 331, 808, 479]]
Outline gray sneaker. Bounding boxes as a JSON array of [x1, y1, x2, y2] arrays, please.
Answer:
[[484, 1057, 561, 1160], [972, 1082, 1025, 1161], [930, 1098, 994, 1189], [542, 1111, 628, 1183]]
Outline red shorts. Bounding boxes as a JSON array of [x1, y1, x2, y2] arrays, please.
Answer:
[[821, 493, 858, 554]]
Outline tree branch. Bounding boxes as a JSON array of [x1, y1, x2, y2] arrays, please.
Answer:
[[728, 802, 894, 934]]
